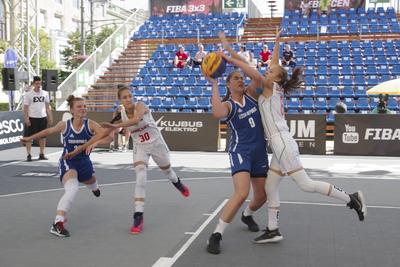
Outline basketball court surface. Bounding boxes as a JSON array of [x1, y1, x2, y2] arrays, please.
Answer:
[[1, 147, 399, 267]]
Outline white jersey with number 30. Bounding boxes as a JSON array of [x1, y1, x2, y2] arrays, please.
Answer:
[[121, 104, 160, 144], [258, 82, 289, 139]]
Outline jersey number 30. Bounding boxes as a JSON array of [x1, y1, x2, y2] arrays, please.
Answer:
[[139, 132, 150, 142], [248, 117, 256, 128]]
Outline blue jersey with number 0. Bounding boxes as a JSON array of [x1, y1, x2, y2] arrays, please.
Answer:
[[225, 94, 266, 152]]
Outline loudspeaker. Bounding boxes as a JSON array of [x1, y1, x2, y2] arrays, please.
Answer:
[[42, 69, 58, 91], [2, 68, 16, 91]]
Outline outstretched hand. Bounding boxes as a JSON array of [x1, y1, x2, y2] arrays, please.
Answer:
[[218, 31, 229, 49], [276, 28, 282, 39]]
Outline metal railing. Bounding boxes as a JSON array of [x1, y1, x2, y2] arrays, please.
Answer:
[[56, 9, 148, 110]]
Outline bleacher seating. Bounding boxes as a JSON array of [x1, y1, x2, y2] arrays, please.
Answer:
[[281, 7, 400, 36], [87, 7, 400, 119], [132, 12, 245, 39], [129, 37, 400, 117]]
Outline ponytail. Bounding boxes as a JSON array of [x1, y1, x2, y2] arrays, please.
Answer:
[[278, 67, 304, 95]]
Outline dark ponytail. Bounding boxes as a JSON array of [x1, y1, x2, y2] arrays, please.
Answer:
[[278, 67, 304, 95], [222, 71, 241, 102]]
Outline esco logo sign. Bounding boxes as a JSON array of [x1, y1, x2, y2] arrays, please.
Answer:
[[0, 119, 24, 135]]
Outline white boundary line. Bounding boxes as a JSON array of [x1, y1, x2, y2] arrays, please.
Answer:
[[152, 199, 229, 267], [0, 151, 62, 168], [0, 176, 231, 198]]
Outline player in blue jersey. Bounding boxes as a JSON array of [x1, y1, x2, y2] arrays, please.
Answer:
[[21, 95, 111, 237], [205, 33, 269, 254]]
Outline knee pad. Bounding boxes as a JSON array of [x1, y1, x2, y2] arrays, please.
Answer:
[[134, 165, 147, 199], [291, 170, 316, 193], [57, 179, 79, 212]]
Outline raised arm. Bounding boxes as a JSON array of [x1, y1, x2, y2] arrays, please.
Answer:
[[218, 32, 249, 64], [207, 76, 230, 119], [270, 29, 282, 67]]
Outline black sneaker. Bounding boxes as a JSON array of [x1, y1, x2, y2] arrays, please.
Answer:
[[241, 212, 260, 232], [173, 178, 190, 197], [92, 189, 101, 197], [50, 221, 70, 237], [39, 154, 48, 160], [253, 228, 283, 244], [347, 191, 367, 221], [26, 154, 32, 162], [207, 232, 222, 254]]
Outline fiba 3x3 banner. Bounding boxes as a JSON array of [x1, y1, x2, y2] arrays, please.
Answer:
[[334, 114, 400, 156], [150, 0, 222, 15], [285, 0, 365, 10]]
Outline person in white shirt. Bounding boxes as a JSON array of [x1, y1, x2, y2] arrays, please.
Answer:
[[237, 44, 251, 64], [301, 0, 311, 17], [191, 43, 207, 67], [23, 76, 53, 161]]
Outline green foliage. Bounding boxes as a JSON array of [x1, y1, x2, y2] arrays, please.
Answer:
[[0, 103, 9, 111], [0, 39, 8, 54], [60, 25, 117, 71]]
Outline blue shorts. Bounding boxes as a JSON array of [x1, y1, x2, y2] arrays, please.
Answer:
[[59, 157, 94, 183], [229, 144, 269, 178]]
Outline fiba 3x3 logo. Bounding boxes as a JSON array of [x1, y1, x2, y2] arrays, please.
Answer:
[[342, 124, 359, 144]]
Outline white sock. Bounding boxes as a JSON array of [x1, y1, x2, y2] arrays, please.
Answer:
[[329, 185, 351, 203], [268, 208, 280, 230], [54, 215, 65, 223], [86, 181, 98, 191], [161, 167, 179, 183], [135, 201, 145, 213], [243, 206, 255, 217], [214, 218, 229, 235]]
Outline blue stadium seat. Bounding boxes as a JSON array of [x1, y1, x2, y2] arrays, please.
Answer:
[[288, 98, 301, 110], [356, 98, 370, 110], [315, 98, 328, 110]]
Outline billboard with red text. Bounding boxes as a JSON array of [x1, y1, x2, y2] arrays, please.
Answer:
[[151, 0, 222, 15], [285, 0, 365, 10]]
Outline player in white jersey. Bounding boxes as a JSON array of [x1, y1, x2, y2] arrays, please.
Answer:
[[66, 85, 190, 234], [218, 30, 367, 244]]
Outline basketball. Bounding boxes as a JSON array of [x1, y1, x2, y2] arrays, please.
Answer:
[[201, 52, 227, 78]]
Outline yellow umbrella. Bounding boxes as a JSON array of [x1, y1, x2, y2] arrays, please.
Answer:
[[367, 78, 400, 95]]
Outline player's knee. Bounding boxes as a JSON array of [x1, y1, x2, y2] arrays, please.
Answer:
[[297, 180, 316, 193], [235, 191, 249, 203]]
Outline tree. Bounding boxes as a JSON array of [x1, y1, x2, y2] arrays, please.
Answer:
[[60, 25, 117, 71]]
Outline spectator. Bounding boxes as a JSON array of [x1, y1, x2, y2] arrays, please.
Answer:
[[371, 94, 392, 114], [318, 0, 331, 15], [301, 0, 311, 17], [248, 50, 257, 68], [258, 44, 272, 68], [282, 44, 296, 68], [174, 45, 189, 69], [217, 43, 224, 52], [23, 76, 53, 161], [237, 44, 251, 64], [191, 43, 207, 67]]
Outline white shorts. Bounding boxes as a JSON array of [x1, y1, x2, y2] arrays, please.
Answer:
[[132, 137, 170, 167], [269, 131, 302, 174]]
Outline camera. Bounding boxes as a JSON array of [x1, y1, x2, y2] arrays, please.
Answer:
[[377, 94, 389, 114]]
